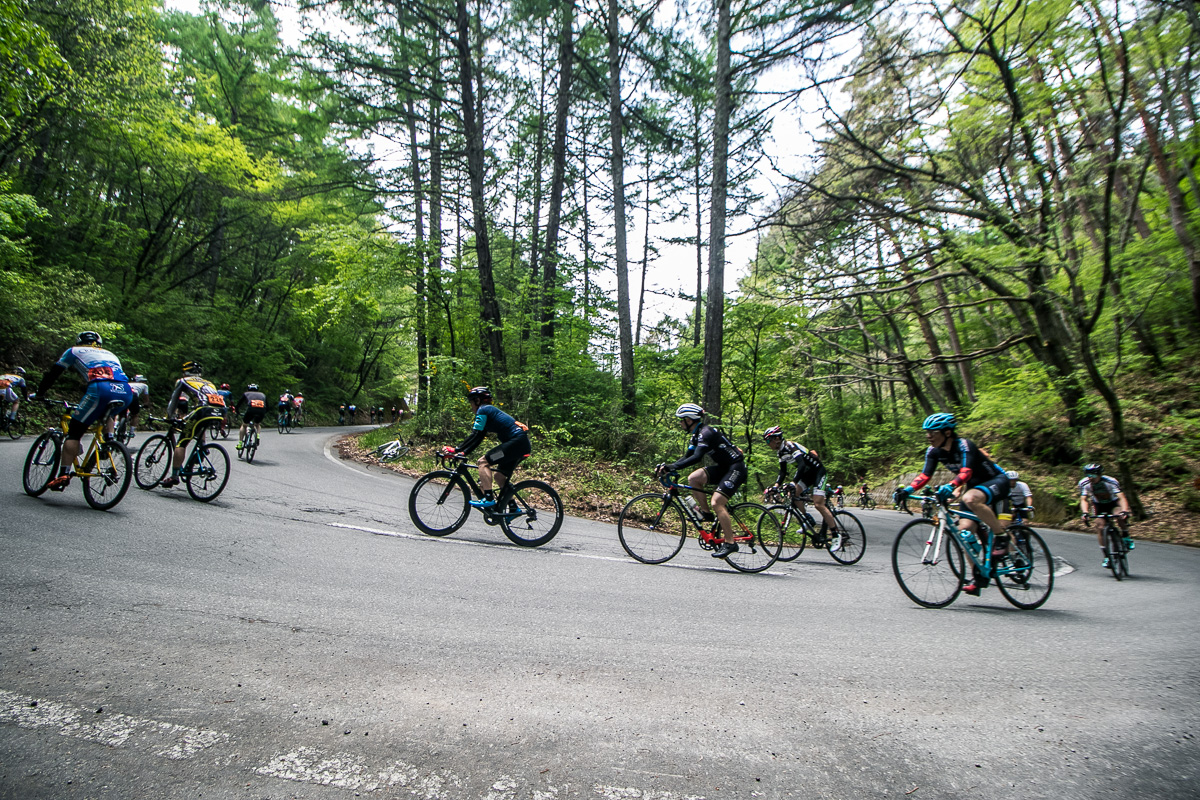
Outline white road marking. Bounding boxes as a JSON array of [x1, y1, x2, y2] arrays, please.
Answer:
[[0, 689, 228, 759], [322, 436, 404, 483], [255, 746, 463, 796], [594, 786, 707, 800]]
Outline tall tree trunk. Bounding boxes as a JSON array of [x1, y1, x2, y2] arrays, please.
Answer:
[[608, 0, 635, 414], [405, 93, 429, 409], [636, 153, 651, 346], [702, 0, 732, 416]]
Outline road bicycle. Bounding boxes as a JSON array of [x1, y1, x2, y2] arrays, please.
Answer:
[[277, 408, 293, 434], [133, 414, 230, 502], [408, 451, 564, 547], [833, 493, 845, 509], [617, 472, 783, 573], [1093, 512, 1131, 581], [858, 492, 876, 510], [1, 411, 26, 440], [763, 485, 865, 564], [292, 405, 305, 428], [891, 495, 1054, 609], [237, 420, 261, 464], [22, 399, 132, 510], [373, 437, 410, 462]]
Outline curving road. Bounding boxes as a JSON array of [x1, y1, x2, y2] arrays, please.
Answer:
[[1, 427, 1197, 800]]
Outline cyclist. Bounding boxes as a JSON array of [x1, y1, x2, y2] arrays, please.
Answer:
[[125, 374, 150, 438], [1, 366, 29, 430], [1006, 470, 1034, 523], [293, 391, 305, 423], [893, 481, 914, 514], [338, 404, 346, 425], [833, 485, 845, 508], [391, 405, 398, 423], [894, 413, 1010, 596], [235, 383, 268, 451], [348, 403, 357, 423], [449, 386, 531, 509], [216, 382, 234, 433], [277, 389, 294, 427], [762, 425, 837, 532], [858, 482, 871, 507], [162, 361, 225, 488], [654, 403, 746, 559], [31, 332, 133, 491], [1078, 463, 1133, 567]]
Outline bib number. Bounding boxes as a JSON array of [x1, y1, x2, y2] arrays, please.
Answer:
[[87, 366, 114, 381]]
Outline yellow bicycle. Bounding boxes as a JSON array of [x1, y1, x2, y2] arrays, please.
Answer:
[[22, 400, 132, 510]]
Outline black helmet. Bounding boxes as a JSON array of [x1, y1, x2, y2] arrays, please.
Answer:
[[76, 331, 102, 346], [467, 386, 493, 403], [182, 360, 202, 375], [1084, 463, 1102, 475]]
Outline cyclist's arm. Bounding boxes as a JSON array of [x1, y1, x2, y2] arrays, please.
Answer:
[[669, 440, 710, 472], [906, 447, 942, 492], [456, 428, 486, 455], [34, 364, 65, 398]]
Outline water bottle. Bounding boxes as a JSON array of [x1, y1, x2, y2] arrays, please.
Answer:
[[681, 494, 702, 522], [959, 529, 979, 556]]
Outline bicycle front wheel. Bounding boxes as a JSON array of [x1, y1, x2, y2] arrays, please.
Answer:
[[82, 442, 132, 510], [724, 503, 782, 573], [134, 434, 172, 489], [996, 526, 1054, 609], [829, 510, 866, 565], [769, 504, 807, 562], [617, 493, 687, 564], [1104, 525, 1124, 581], [23, 432, 60, 496], [499, 480, 564, 547], [892, 518, 965, 608], [186, 443, 230, 502], [409, 470, 471, 536]]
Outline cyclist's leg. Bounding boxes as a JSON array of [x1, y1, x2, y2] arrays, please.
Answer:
[[711, 463, 747, 546], [812, 491, 837, 530], [686, 467, 711, 515]]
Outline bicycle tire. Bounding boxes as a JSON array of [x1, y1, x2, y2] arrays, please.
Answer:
[[277, 414, 286, 435], [408, 470, 471, 536], [134, 434, 172, 489], [246, 431, 259, 463], [892, 518, 966, 608], [7, 415, 25, 440], [996, 526, 1054, 609], [82, 441, 132, 510], [723, 503, 782, 573], [617, 493, 687, 564], [827, 510, 866, 564], [498, 479, 564, 547], [186, 443, 230, 502], [22, 431, 60, 496], [1105, 524, 1124, 581], [768, 504, 808, 562]]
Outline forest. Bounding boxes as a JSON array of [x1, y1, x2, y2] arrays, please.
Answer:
[[2, 0, 1198, 535]]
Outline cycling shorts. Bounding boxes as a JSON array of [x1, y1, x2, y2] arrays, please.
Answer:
[[1, 386, 16, 403], [243, 408, 266, 424], [484, 433, 531, 477], [706, 461, 747, 498], [957, 473, 1010, 512], [1092, 499, 1118, 515], [796, 479, 825, 498], [71, 381, 131, 432], [179, 406, 223, 447]]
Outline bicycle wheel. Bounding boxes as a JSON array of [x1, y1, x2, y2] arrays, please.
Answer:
[[1104, 525, 1124, 581], [22, 431, 60, 496], [186, 443, 230, 502], [828, 510, 867, 565], [134, 434, 172, 489], [246, 431, 259, 463], [499, 480, 564, 547], [82, 442, 132, 510], [769, 505, 807, 562], [892, 518, 966, 608], [7, 415, 25, 440], [996, 526, 1054, 609], [277, 414, 286, 434], [408, 470, 472, 536], [724, 503, 782, 573], [617, 493, 687, 564]]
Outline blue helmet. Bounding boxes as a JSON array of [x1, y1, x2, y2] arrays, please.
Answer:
[[922, 413, 957, 431]]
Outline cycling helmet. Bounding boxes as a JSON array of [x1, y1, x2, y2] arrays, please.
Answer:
[[1005, 470, 1019, 480], [76, 331, 102, 346], [247, 383, 258, 391], [675, 403, 705, 420], [467, 386, 493, 403], [762, 425, 783, 440], [220, 383, 230, 390], [133, 374, 145, 382], [1083, 463, 1102, 475], [182, 360, 202, 375], [14, 366, 26, 375], [922, 412, 956, 431]]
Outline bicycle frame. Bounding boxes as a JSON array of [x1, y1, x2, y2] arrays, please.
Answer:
[[434, 453, 526, 522], [148, 415, 213, 474], [919, 498, 1025, 581], [656, 474, 758, 549]]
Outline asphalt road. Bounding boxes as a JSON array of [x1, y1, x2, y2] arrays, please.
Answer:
[[1, 426, 1197, 800]]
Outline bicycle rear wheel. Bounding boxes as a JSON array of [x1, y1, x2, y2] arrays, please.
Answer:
[[7, 415, 25, 440], [246, 431, 259, 463], [892, 518, 965, 608], [769, 504, 807, 562], [499, 480, 564, 547], [134, 434, 172, 489], [724, 503, 782, 573], [828, 510, 866, 565], [408, 470, 471, 536], [617, 493, 687, 564], [996, 526, 1054, 609], [186, 443, 230, 501], [82, 442, 132, 510], [1105, 525, 1125, 581], [23, 432, 60, 496]]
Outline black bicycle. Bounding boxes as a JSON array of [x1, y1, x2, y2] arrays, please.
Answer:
[[277, 408, 293, 434], [1, 411, 26, 440], [133, 415, 230, 502], [237, 420, 261, 463], [1096, 512, 1131, 581], [858, 492, 876, 510], [408, 451, 564, 547], [763, 484, 865, 564]]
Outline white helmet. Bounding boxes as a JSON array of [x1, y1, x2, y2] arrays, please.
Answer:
[[1005, 470, 1019, 480], [674, 403, 704, 420]]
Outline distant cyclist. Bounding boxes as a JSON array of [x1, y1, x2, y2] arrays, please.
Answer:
[[895, 413, 1010, 596], [126, 374, 150, 438], [1079, 463, 1133, 568], [762, 425, 837, 532], [654, 404, 746, 559], [277, 389, 295, 427], [338, 404, 346, 425], [1006, 470, 1034, 523], [235, 383, 268, 451], [292, 391, 305, 423], [449, 386, 531, 509], [0, 366, 29, 429], [162, 361, 225, 488], [348, 403, 357, 423], [31, 332, 133, 491]]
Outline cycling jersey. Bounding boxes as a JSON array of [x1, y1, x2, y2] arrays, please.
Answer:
[[278, 393, 294, 409], [1011, 480, 1033, 506], [236, 391, 268, 423], [166, 376, 225, 418], [457, 404, 525, 453], [910, 435, 1004, 491], [54, 346, 130, 384], [0, 373, 28, 401], [1079, 476, 1122, 504], [216, 389, 233, 408], [35, 347, 132, 432], [670, 424, 744, 473], [776, 440, 826, 489], [128, 381, 149, 402]]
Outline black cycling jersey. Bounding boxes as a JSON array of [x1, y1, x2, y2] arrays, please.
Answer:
[[457, 403, 526, 455], [235, 391, 268, 415], [776, 441, 825, 488], [911, 435, 1003, 491], [669, 424, 743, 473]]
